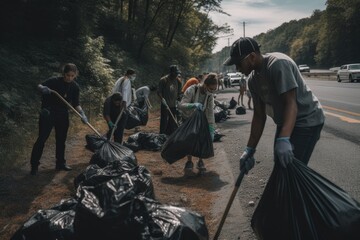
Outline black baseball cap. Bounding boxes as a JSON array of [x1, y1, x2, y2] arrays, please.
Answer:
[[223, 37, 261, 66], [169, 65, 181, 74]]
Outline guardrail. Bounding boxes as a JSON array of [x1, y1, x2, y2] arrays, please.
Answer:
[[302, 71, 337, 80]]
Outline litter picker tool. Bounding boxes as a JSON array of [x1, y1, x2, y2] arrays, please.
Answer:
[[109, 106, 125, 142], [50, 89, 102, 137], [145, 97, 152, 109], [213, 169, 246, 240], [162, 98, 179, 127]]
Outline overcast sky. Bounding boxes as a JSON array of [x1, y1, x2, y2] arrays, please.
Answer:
[[210, 0, 327, 52]]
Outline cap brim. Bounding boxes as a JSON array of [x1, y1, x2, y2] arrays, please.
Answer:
[[223, 54, 248, 66], [223, 57, 236, 66]]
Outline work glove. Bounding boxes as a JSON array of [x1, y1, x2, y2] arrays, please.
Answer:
[[79, 110, 88, 124], [108, 121, 117, 130], [40, 86, 51, 95], [161, 98, 167, 106], [239, 147, 255, 174], [189, 102, 203, 111], [209, 125, 215, 141], [274, 137, 294, 168]]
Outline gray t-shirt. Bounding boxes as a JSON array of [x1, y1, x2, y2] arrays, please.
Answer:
[[248, 52, 325, 127]]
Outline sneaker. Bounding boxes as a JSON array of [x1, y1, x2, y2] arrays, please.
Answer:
[[196, 159, 206, 173], [55, 164, 72, 171], [184, 160, 194, 170], [30, 166, 38, 176]]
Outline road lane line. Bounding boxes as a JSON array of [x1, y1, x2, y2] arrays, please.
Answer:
[[324, 111, 360, 123], [323, 105, 360, 117]]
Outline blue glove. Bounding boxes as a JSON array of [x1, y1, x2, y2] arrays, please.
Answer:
[[209, 125, 215, 141], [274, 137, 294, 168], [239, 147, 255, 174], [40, 86, 51, 95], [79, 110, 88, 124], [191, 103, 203, 111]]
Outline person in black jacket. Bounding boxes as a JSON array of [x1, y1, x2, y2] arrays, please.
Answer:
[[30, 63, 88, 175], [103, 92, 128, 143]]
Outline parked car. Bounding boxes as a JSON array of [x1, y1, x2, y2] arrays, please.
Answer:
[[337, 63, 360, 82], [224, 72, 242, 87], [298, 64, 310, 72]]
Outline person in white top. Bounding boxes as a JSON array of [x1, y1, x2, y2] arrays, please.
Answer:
[[112, 69, 136, 107]]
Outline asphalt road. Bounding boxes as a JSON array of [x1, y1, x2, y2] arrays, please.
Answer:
[[213, 78, 360, 239]]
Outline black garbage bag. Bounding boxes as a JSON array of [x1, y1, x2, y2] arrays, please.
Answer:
[[161, 110, 214, 164], [236, 106, 246, 115], [139, 196, 209, 240], [74, 169, 155, 239], [124, 132, 168, 152], [11, 198, 77, 240], [229, 97, 237, 109], [85, 134, 108, 152], [74, 161, 155, 199], [90, 140, 137, 168], [214, 106, 228, 123], [125, 105, 149, 130], [213, 129, 225, 142], [251, 158, 360, 240]]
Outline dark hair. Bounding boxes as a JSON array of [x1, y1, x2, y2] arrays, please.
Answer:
[[111, 92, 123, 102], [125, 69, 135, 76], [203, 73, 218, 86], [62, 63, 78, 76]]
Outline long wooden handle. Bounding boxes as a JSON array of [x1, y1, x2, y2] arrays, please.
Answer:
[[162, 98, 179, 127], [213, 170, 245, 240], [109, 107, 125, 140], [50, 90, 102, 137]]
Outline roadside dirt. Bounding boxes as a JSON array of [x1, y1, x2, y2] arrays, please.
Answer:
[[0, 109, 233, 239]]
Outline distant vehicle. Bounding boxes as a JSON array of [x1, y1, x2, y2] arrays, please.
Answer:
[[225, 72, 242, 87], [298, 64, 310, 72], [337, 63, 360, 82]]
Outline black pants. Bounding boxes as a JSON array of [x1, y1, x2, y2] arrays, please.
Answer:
[[30, 109, 69, 167], [160, 105, 178, 135], [106, 113, 128, 144], [275, 123, 324, 165]]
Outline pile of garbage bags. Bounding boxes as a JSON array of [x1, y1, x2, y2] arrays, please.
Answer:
[[12, 141, 209, 240]]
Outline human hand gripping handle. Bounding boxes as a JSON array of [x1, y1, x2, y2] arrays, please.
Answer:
[[239, 147, 255, 174], [79, 110, 88, 124], [39, 85, 51, 95], [274, 137, 294, 168], [108, 121, 116, 130]]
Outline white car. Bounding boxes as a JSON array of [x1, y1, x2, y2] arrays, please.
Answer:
[[337, 63, 360, 82], [298, 64, 310, 72], [225, 72, 242, 86]]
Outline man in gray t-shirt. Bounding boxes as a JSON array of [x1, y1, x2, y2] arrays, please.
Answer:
[[224, 37, 325, 172]]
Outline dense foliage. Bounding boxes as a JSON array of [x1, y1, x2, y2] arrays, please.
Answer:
[[0, 0, 229, 171]]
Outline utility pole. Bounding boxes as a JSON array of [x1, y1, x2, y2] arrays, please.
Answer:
[[217, 33, 234, 73], [243, 21, 246, 37]]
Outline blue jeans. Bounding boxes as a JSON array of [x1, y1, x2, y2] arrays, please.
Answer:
[[275, 124, 324, 165]]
